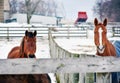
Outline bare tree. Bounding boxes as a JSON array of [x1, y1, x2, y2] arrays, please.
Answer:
[[93, 0, 104, 21], [19, 1, 26, 13], [25, 0, 41, 24], [9, 0, 17, 14], [33, 0, 65, 18], [110, 0, 120, 21], [9, 0, 65, 23], [93, 0, 120, 22]]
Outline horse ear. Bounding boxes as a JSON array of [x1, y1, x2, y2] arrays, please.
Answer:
[[94, 18, 98, 26], [103, 18, 107, 26], [25, 30, 28, 36], [34, 30, 37, 36]]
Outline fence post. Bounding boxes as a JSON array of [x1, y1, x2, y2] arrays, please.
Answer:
[[112, 27, 115, 37], [67, 26, 70, 39], [86, 26, 88, 38], [7, 27, 9, 41]]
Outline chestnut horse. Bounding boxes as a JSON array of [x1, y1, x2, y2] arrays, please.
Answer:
[[94, 18, 120, 83], [8, 30, 37, 58], [0, 30, 51, 83], [94, 18, 116, 56]]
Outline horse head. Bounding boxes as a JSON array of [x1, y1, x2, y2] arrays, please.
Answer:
[[94, 18, 108, 54], [20, 30, 37, 58]]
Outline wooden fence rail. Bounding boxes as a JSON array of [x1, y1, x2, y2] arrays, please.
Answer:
[[0, 57, 119, 74]]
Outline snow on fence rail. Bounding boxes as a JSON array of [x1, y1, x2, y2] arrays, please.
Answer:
[[48, 28, 120, 83]]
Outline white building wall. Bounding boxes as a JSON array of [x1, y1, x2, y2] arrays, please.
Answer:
[[11, 13, 57, 25]]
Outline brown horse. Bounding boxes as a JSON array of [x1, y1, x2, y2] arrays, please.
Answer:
[[94, 18, 116, 56], [8, 30, 37, 58], [0, 30, 51, 83], [94, 18, 119, 83]]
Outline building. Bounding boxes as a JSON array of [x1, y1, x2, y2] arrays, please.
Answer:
[[0, 0, 4, 22], [3, 0, 57, 25], [11, 13, 57, 25], [4, 0, 10, 22]]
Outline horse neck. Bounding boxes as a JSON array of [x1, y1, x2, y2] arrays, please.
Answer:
[[19, 37, 26, 58]]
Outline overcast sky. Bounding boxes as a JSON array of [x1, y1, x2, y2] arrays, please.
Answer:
[[57, 0, 97, 22]]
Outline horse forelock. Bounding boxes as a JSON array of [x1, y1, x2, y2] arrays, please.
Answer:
[[27, 32, 35, 38]]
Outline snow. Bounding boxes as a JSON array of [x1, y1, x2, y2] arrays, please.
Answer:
[[55, 38, 96, 55]]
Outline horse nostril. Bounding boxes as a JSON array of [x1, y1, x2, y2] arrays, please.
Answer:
[[29, 54, 35, 58]]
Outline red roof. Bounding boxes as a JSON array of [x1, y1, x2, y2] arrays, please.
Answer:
[[75, 12, 88, 24]]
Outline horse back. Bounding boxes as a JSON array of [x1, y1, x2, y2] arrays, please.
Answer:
[[8, 46, 20, 58]]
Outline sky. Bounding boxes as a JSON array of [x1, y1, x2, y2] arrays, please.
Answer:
[[57, 0, 97, 22]]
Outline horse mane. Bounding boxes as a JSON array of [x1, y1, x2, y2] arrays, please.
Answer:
[[19, 37, 25, 57]]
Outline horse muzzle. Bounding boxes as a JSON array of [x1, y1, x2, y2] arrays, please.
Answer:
[[97, 45, 105, 54], [28, 54, 36, 58]]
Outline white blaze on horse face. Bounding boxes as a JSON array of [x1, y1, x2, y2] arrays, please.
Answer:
[[98, 28, 103, 49]]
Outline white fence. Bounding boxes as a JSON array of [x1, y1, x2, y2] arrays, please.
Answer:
[[0, 23, 89, 40], [0, 23, 120, 39], [0, 24, 49, 38], [48, 28, 120, 83]]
